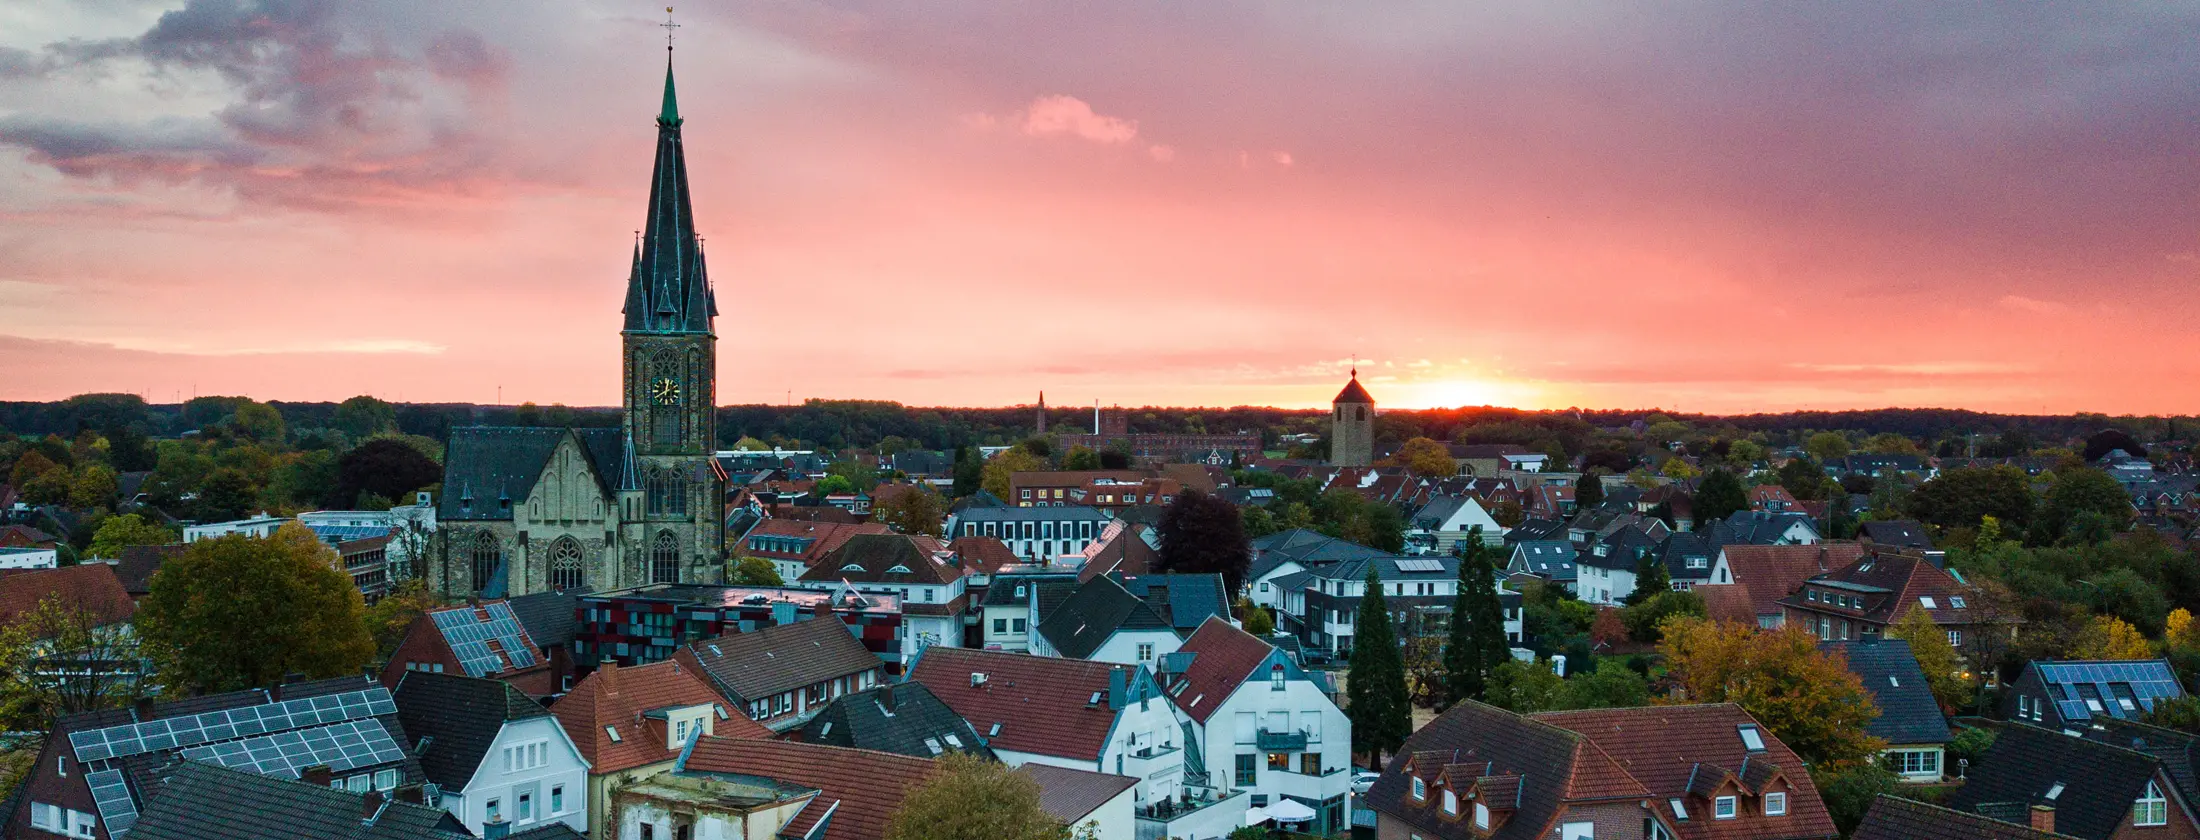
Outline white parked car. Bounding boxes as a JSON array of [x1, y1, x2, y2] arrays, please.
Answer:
[[1351, 771, 1382, 794]]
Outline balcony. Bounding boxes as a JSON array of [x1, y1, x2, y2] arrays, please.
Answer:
[[1256, 729, 1309, 751], [1121, 745, 1182, 783], [1261, 765, 1351, 803], [1135, 788, 1248, 840]]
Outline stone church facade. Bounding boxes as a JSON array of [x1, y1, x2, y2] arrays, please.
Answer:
[[427, 61, 725, 599], [1330, 369, 1375, 467]]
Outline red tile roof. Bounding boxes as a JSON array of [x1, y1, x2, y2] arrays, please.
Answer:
[[0, 524, 56, 548], [0, 563, 134, 628], [908, 647, 1132, 761], [549, 660, 769, 774], [1748, 485, 1801, 510], [681, 737, 935, 840], [1162, 616, 1276, 723], [1781, 549, 1981, 627], [1716, 544, 1867, 619], [1533, 704, 1837, 840], [738, 519, 892, 566], [949, 536, 1019, 575], [801, 534, 961, 585]]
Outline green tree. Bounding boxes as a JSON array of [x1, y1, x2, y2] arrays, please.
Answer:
[[727, 556, 785, 586], [0, 592, 146, 733], [1484, 659, 1566, 713], [361, 579, 444, 659], [332, 396, 398, 439], [1574, 470, 1605, 510], [815, 474, 858, 496], [1775, 454, 1826, 501], [1348, 567, 1410, 766], [1621, 552, 1670, 606], [1811, 765, 1899, 837], [981, 448, 1043, 500], [1906, 466, 2036, 531], [734, 436, 772, 451], [1621, 590, 1702, 642], [1157, 490, 1252, 593], [1238, 598, 1275, 635], [1659, 618, 1885, 767], [68, 464, 119, 509], [1860, 433, 1921, 456], [1884, 608, 1968, 713], [1392, 437, 1457, 479], [1444, 528, 1509, 707], [884, 751, 1090, 840], [86, 514, 177, 560], [1061, 446, 1100, 471], [1240, 505, 1278, 538], [1561, 658, 1650, 709], [1692, 469, 1748, 526], [137, 523, 374, 694], [2032, 467, 2133, 544], [193, 468, 260, 522], [1806, 431, 1852, 463], [229, 400, 286, 442], [874, 485, 948, 537], [951, 446, 983, 499]]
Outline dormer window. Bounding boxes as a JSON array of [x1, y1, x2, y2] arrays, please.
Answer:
[[2138, 780, 2168, 826], [1713, 796, 1736, 820], [1474, 802, 1490, 829], [1441, 790, 1457, 816], [1411, 777, 1426, 801], [1765, 791, 1787, 816]]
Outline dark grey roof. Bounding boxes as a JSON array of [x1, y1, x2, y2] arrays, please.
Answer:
[[795, 682, 995, 761], [1821, 640, 1952, 746], [1302, 554, 1455, 581], [979, 573, 1080, 610], [1251, 530, 1393, 566], [1656, 531, 1720, 580], [2088, 718, 2200, 806], [1113, 573, 1229, 631], [1507, 540, 1578, 581], [506, 587, 591, 649], [1854, 795, 2074, 840], [505, 825, 588, 840], [1947, 722, 2167, 840], [1503, 518, 1567, 544], [1720, 510, 1822, 545], [1018, 763, 1138, 824], [394, 671, 549, 789], [1038, 575, 1171, 659], [623, 61, 716, 336], [948, 490, 1010, 512], [681, 617, 882, 704], [128, 761, 466, 840], [1861, 520, 1933, 549], [439, 427, 622, 521]]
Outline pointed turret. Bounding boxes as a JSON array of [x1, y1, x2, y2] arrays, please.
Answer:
[[623, 55, 714, 336]]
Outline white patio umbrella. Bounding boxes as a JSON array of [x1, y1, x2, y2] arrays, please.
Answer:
[[1244, 807, 1272, 825], [1265, 798, 1318, 823]]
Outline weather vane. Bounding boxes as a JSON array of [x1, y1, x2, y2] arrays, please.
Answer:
[[661, 6, 680, 51]]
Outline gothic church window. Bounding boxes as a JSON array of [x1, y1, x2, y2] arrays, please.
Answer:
[[651, 531, 681, 583], [647, 468, 688, 516], [550, 537, 585, 591], [470, 532, 501, 593]]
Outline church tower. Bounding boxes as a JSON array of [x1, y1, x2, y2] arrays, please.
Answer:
[[618, 54, 722, 585], [1330, 368, 1375, 467]]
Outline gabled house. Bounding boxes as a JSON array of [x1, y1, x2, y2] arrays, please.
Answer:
[[2085, 718, 2200, 809], [1853, 795, 2075, 840], [1656, 531, 1720, 590], [1034, 574, 1181, 665], [12, 675, 419, 840], [2000, 659, 2184, 731], [978, 571, 1079, 652], [1859, 520, 1933, 550], [1406, 495, 1504, 556], [1270, 554, 1522, 657], [1019, 763, 1139, 840], [1113, 573, 1231, 635], [612, 736, 935, 840], [1750, 484, 1802, 513], [394, 671, 589, 835], [1948, 722, 2197, 840], [547, 659, 770, 838], [1720, 510, 1822, 545], [1823, 639, 1952, 782], [908, 647, 1224, 838], [1696, 543, 1868, 628], [119, 761, 468, 840], [795, 681, 995, 760], [670, 617, 885, 731], [1076, 522, 1162, 581], [736, 519, 894, 583], [797, 533, 969, 661], [1503, 540, 1579, 592], [1158, 617, 1352, 836], [382, 600, 556, 696], [1780, 550, 2001, 645], [1367, 701, 1835, 840]]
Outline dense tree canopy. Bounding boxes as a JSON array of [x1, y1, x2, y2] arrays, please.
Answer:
[[329, 438, 441, 510], [1905, 465, 2035, 531], [1156, 490, 1252, 593], [86, 514, 177, 561], [1443, 529, 1509, 707], [1659, 618, 1884, 767], [1692, 469, 1748, 525], [137, 523, 374, 694], [884, 751, 1089, 840]]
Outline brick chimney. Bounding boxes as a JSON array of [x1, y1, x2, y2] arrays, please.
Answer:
[[2030, 805, 2054, 834], [599, 661, 619, 698], [360, 790, 386, 825], [299, 764, 334, 788]]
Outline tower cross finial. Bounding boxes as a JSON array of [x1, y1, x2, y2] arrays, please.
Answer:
[[661, 7, 680, 50]]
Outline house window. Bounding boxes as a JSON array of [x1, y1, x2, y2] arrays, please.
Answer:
[[1713, 796, 1736, 820], [551, 785, 565, 814], [486, 798, 502, 823], [1301, 753, 1320, 775], [2137, 781, 2168, 826], [1765, 791, 1787, 816], [1237, 753, 1258, 785], [1013, 618, 1027, 632], [347, 774, 372, 792], [1269, 753, 1291, 771], [517, 791, 534, 822], [1138, 643, 1154, 662], [1442, 790, 1458, 815], [1561, 823, 1594, 840], [1271, 665, 1286, 691], [1947, 629, 1963, 647], [373, 769, 398, 791], [1410, 776, 1426, 801], [1892, 750, 1939, 777]]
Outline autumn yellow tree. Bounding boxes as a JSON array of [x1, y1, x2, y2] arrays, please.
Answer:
[[874, 484, 948, 536], [1884, 608, 1969, 713], [1658, 617, 1885, 767], [980, 448, 1044, 500], [2074, 615, 2155, 660], [1390, 437, 1458, 479], [2169, 609, 2200, 651]]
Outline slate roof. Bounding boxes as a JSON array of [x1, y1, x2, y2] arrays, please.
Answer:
[[1504, 517, 1568, 544], [978, 572, 1080, 613], [1333, 375, 1375, 404], [1112, 573, 1228, 631], [1160, 617, 1279, 724], [679, 738, 932, 840], [1947, 722, 2169, 840], [128, 761, 466, 840], [675, 617, 880, 704], [1508, 540, 1579, 581], [908, 647, 1136, 760], [1853, 795, 2075, 840], [548, 660, 768, 775], [1018, 763, 1137, 825], [439, 428, 630, 521], [1250, 528, 1394, 566], [795, 681, 995, 761], [1720, 510, 1822, 545], [624, 60, 716, 335], [1038, 574, 1172, 659], [112, 544, 183, 595], [1534, 704, 1837, 840], [1860, 520, 1933, 549], [393, 671, 552, 789], [1364, 701, 1645, 840], [1821, 639, 1952, 745], [503, 825, 587, 840], [0, 562, 134, 626], [1657, 531, 1720, 581], [2087, 718, 2200, 805], [506, 587, 591, 649]]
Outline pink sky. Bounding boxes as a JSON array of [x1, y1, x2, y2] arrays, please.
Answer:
[[2, 3, 2197, 414]]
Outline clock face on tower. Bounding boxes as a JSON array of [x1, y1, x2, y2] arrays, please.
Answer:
[[650, 376, 682, 405]]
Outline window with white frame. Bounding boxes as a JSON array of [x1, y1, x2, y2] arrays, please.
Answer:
[[374, 769, 399, 791], [1714, 796, 1737, 820], [1892, 750, 1939, 777], [1765, 791, 1787, 816], [1442, 790, 1457, 815], [2137, 780, 2169, 826], [1474, 802, 1490, 829], [551, 784, 566, 814], [1411, 777, 1426, 801], [1138, 642, 1154, 661], [1947, 629, 1963, 647], [504, 740, 548, 772]]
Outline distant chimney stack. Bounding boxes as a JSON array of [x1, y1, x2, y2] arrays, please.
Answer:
[[482, 819, 510, 840], [360, 790, 386, 825], [2030, 805, 2054, 834]]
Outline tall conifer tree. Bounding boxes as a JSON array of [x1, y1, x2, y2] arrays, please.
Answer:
[[1348, 566, 1410, 767], [1444, 527, 1510, 707]]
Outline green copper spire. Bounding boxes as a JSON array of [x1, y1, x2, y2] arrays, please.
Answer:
[[658, 59, 681, 126]]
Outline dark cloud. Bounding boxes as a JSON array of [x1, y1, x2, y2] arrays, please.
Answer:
[[2, 0, 511, 210]]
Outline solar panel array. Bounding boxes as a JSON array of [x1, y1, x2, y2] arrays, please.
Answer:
[[178, 719, 408, 779], [86, 769, 138, 837], [67, 688, 396, 763], [431, 602, 538, 677], [2041, 661, 2182, 720], [1392, 558, 1447, 573]]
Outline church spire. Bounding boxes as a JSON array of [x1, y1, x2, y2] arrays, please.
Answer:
[[623, 46, 713, 336]]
